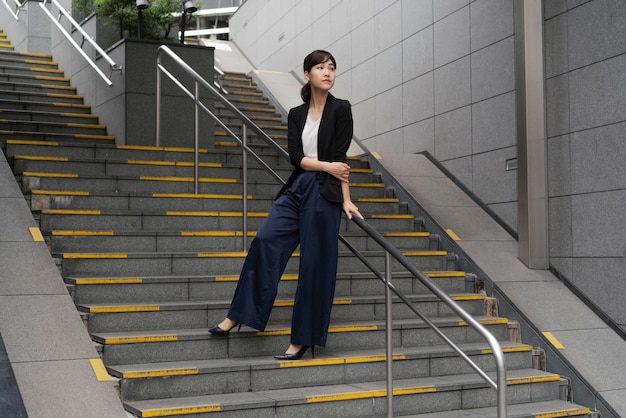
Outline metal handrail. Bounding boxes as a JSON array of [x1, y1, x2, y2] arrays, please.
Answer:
[[38, 0, 121, 86], [1, 0, 24, 19], [214, 65, 228, 94], [156, 45, 285, 248], [348, 217, 508, 417], [154, 45, 507, 417]]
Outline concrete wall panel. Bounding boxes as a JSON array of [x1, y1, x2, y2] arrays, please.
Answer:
[[470, 36, 515, 103], [434, 56, 471, 114], [471, 92, 516, 154], [434, 106, 471, 161], [402, 27, 434, 81], [433, 6, 469, 68], [470, 0, 514, 52]]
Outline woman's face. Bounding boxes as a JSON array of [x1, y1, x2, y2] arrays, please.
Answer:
[[304, 58, 336, 92]]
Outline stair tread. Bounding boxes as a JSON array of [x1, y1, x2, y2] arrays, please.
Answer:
[[108, 342, 532, 377], [403, 400, 592, 417], [0, 108, 98, 119], [90, 316, 508, 343], [65, 270, 464, 284], [123, 369, 559, 414], [44, 229, 427, 238], [51, 249, 444, 257], [77, 293, 484, 311], [0, 118, 104, 128], [4, 138, 306, 159], [37, 208, 407, 217]]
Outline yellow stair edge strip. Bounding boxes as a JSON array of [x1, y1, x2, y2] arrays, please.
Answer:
[[153, 193, 249, 200], [105, 335, 178, 344], [7, 139, 59, 146], [42, 209, 101, 215], [13, 155, 69, 162], [29, 226, 44, 242], [140, 176, 237, 184], [51, 230, 114, 236], [62, 253, 127, 259], [32, 189, 89, 196], [118, 145, 208, 153], [128, 160, 222, 168], [123, 368, 199, 379], [307, 385, 437, 404], [22, 171, 78, 178], [533, 407, 591, 418], [74, 278, 143, 285], [141, 404, 221, 417], [167, 211, 268, 217], [88, 358, 110, 382], [85, 305, 161, 313]]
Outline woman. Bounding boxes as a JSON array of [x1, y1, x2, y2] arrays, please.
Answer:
[[209, 50, 362, 360]]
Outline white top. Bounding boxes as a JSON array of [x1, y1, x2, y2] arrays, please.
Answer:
[[301, 115, 320, 160]]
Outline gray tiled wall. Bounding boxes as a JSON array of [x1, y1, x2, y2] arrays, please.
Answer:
[[231, 0, 626, 330]]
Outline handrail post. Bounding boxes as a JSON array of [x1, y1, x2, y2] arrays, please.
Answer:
[[241, 124, 248, 251], [194, 80, 199, 194], [156, 51, 162, 147], [385, 251, 393, 418]]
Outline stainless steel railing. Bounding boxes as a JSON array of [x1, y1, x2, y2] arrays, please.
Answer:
[[156, 45, 285, 249], [1, 0, 24, 20], [38, 0, 121, 86], [154, 44, 507, 417]]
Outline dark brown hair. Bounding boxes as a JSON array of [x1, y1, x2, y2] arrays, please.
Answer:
[[300, 50, 337, 102]]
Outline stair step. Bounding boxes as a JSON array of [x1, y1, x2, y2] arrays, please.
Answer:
[[403, 400, 593, 417], [12, 154, 375, 183], [0, 99, 90, 113], [51, 249, 451, 276], [0, 72, 71, 86], [37, 208, 419, 233], [45, 228, 430, 253], [27, 187, 395, 214], [1, 130, 114, 143], [1, 118, 107, 135], [109, 342, 532, 401], [0, 79, 76, 94], [0, 55, 57, 70], [78, 293, 486, 333], [4, 139, 299, 166], [67, 271, 468, 304], [0, 88, 84, 104], [122, 369, 559, 417], [0, 63, 65, 77], [91, 316, 510, 364], [0, 108, 99, 124]]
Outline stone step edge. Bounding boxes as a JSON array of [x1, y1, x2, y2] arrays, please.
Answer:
[[51, 249, 447, 261], [108, 341, 532, 379], [90, 316, 508, 346], [122, 369, 560, 417], [76, 293, 484, 313], [3, 139, 366, 162], [401, 400, 593, 418], [65, 270, 463, 285]]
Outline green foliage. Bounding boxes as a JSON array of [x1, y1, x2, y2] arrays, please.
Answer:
[[73, 0, 187, 41]]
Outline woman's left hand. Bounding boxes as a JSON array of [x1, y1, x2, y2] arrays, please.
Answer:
[[343, 200, 363, 220]]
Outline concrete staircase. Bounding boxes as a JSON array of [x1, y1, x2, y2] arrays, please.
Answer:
[[0, 29, 595, 417]]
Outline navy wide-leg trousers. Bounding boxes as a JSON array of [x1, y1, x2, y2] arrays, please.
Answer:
[[227, 171, 342, 347]]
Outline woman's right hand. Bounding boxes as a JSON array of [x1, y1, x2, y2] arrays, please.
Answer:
[[325, 161, 351, 183]]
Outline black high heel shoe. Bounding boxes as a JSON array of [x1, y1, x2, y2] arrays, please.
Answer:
[[274, 345, 315, 360], [208, 321, 241, 336]]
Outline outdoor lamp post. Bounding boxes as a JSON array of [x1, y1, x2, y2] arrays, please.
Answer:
[[136, 0, 149, 39], [180, 0, 197, 44]]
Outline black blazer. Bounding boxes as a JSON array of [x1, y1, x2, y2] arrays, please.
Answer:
[[277, 93, 353, 203]]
